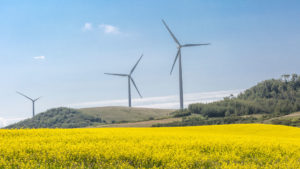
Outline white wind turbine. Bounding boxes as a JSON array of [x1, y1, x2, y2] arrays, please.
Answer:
[[16, 91, 41, 117], [162, 19, 210, 110], [105, 54, 143, 107]]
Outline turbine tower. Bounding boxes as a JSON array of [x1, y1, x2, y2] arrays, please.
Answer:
[[16, 91, 41, 117], [162, 19, 210, 110], [105, 54, 143, 107]]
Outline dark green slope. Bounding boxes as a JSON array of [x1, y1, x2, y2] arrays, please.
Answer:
[[189, 74, 300, 117], [5, 107, 173, 129], [154, 74, 300, 127], [5, 108, 103, 129]]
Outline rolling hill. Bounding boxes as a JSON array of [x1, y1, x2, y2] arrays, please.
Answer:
[[79, 106, 173, 123], [5, 106, 174, 129], [5, 74, 300, 129], [154, 74, 300, 127]]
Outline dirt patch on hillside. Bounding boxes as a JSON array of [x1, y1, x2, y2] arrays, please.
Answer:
[[95, 118, 181, 127]]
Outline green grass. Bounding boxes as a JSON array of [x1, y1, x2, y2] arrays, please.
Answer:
[[264, 112, 300, 123], [80, 106, 174, 123], [5, 107, 175, 129]]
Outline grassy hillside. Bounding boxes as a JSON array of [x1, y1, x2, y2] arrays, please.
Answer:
[[189, 74, 300, 117], [80, 106, 173, 123], [5, 106, 174, 129], [265, 112, 300, 126], [6, 75, 299, 129], [6, 108, 103, 129], [95, 118, 181, 128], [155, 74, 300, 127]]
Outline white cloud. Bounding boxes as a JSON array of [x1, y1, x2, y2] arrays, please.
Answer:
[[99, 24, 120, 34], [69, 89, 245, 109], [33, 56, 45, 60], [0, 117, 26, 128], [83, 22, 93, 31]]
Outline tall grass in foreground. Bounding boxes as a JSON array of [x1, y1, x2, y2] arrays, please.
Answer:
[[1, 124, 300, 168]]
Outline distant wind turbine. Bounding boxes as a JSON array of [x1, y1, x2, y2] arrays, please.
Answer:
[[16, 91, 41, 117], [162, 19, 210, 110], [105, 54, 143, 107]]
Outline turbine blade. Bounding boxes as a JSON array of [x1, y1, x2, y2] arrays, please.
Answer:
[[162, 19, 180, 46], [130, 78, 142, 98], [16, 91, 33, 101], [34, 97, 42, 102], [104, 73, 128, 77], [182, 43, 210, 47], [170, 49, 180, 75], [130, 54, 143, 75]]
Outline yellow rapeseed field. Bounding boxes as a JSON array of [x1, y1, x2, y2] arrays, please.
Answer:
[[1, 124, 300, 168]]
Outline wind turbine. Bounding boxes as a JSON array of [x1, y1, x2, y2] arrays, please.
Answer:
[[162, 19, 210, 110], [17, 91, 41, 117], [105, 54, 143, 107]]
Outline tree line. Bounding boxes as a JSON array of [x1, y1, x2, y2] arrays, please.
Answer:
[[188, 74, 300, 117]]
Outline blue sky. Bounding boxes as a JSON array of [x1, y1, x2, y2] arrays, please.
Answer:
[[0, 0, 300, 125]]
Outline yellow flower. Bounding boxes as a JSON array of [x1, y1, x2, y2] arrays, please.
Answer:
[[0, 124, 300, 168]]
